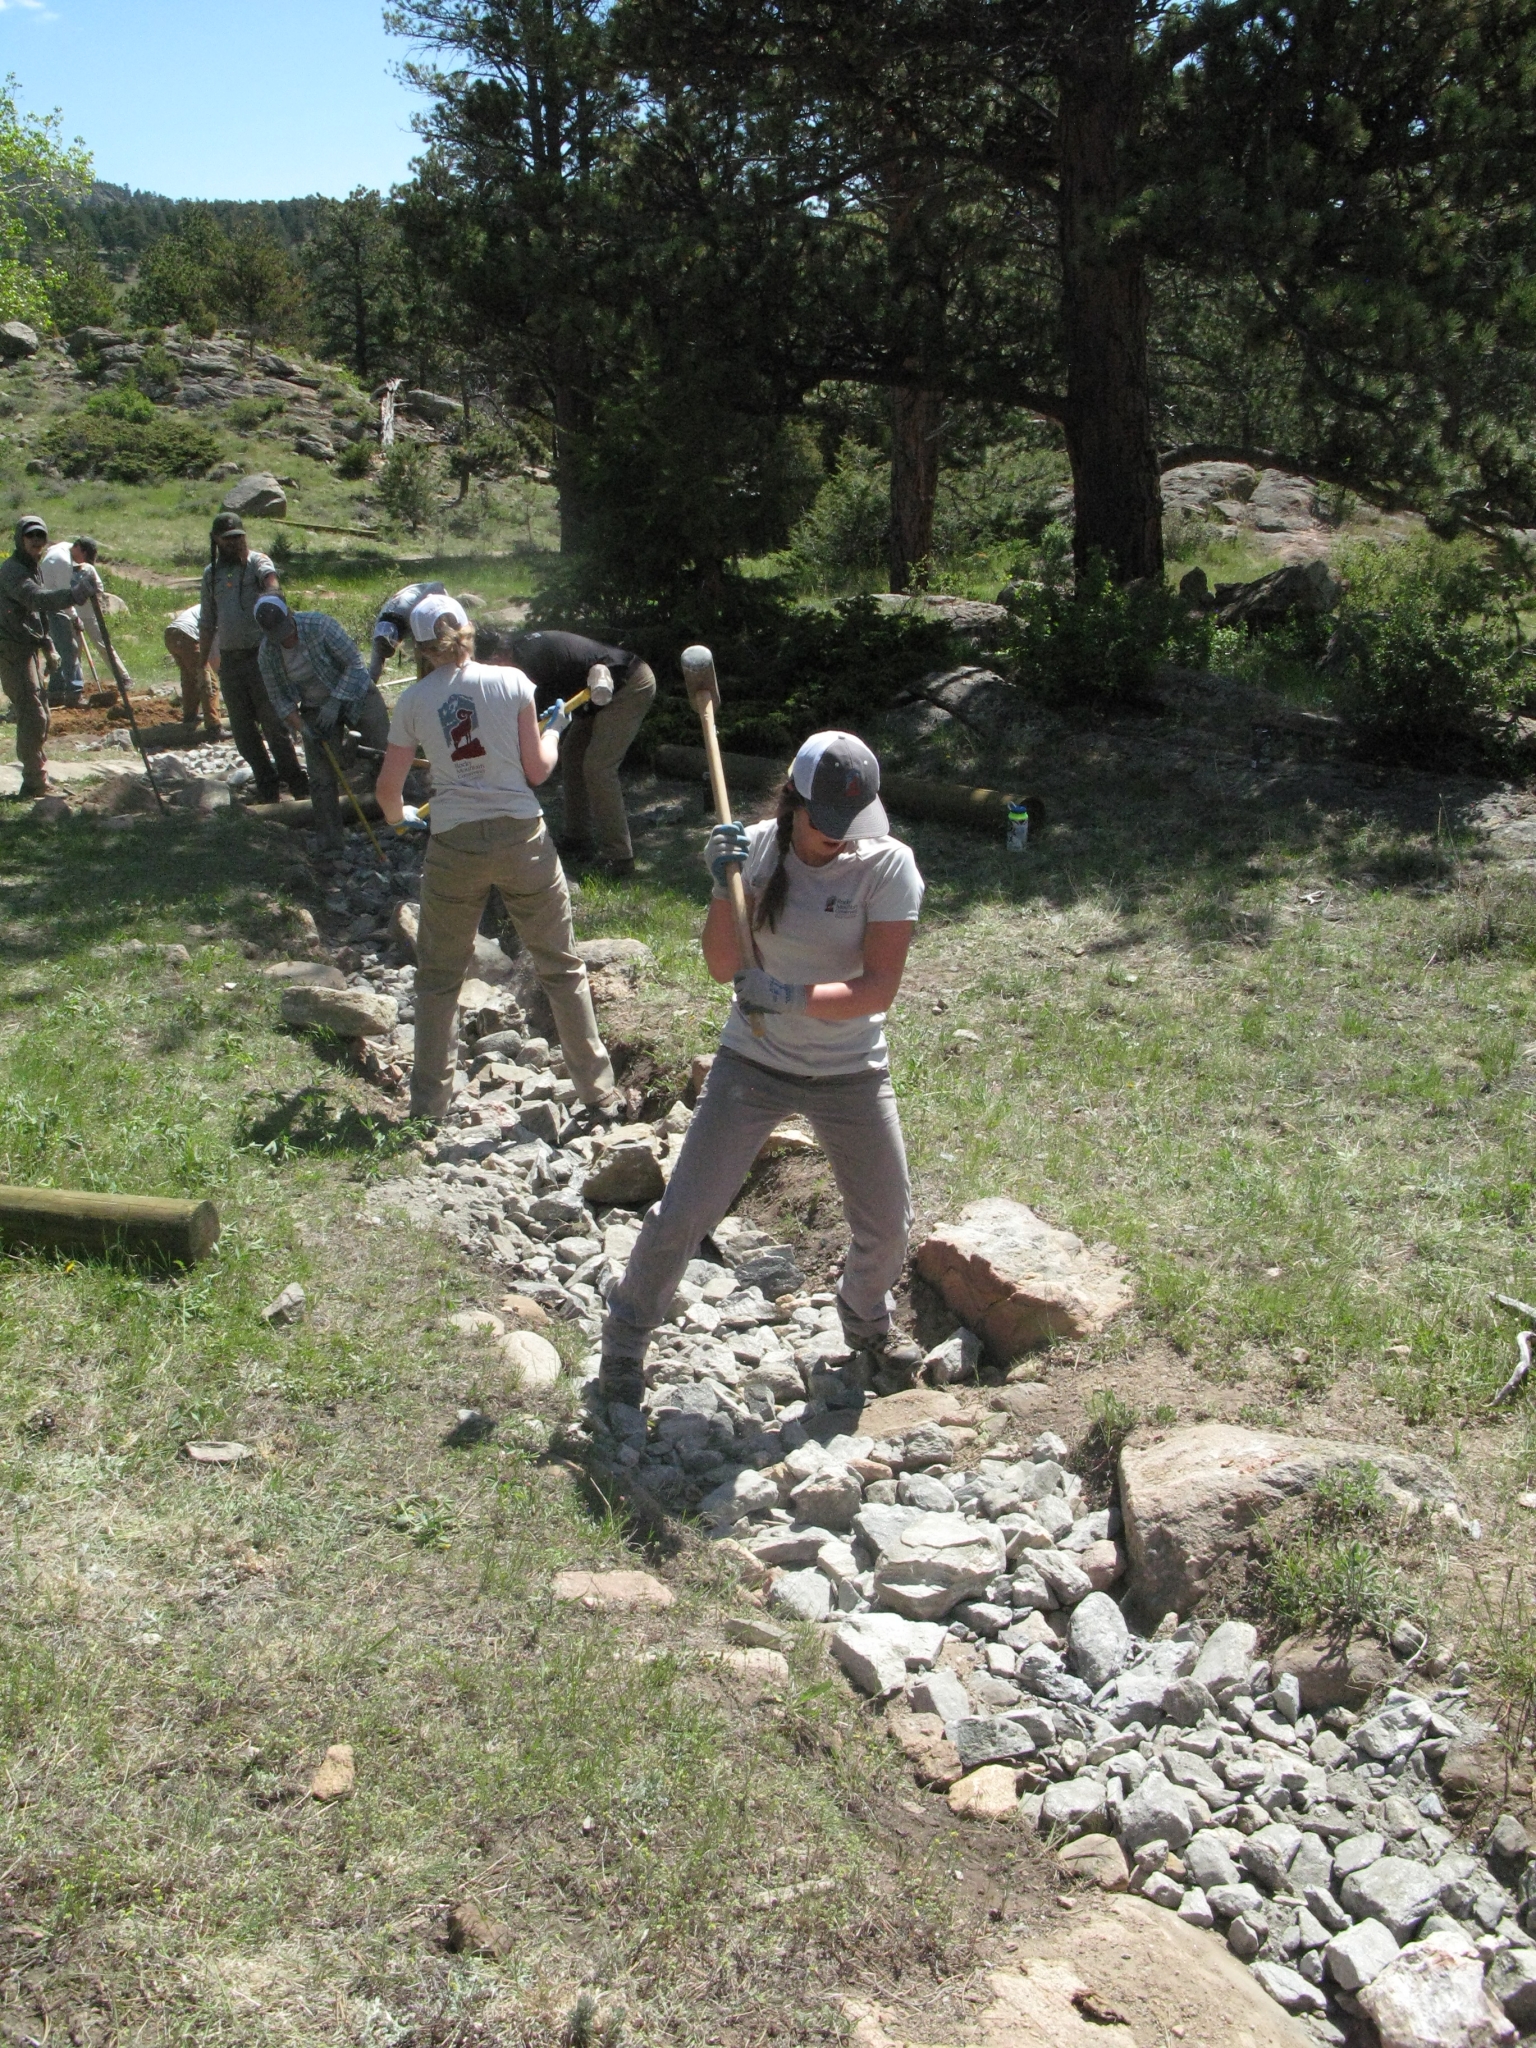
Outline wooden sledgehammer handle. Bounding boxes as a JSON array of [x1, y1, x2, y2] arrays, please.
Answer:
[[681, 644, 764, 1037]]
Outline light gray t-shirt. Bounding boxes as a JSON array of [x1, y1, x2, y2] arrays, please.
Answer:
[[170, 602, 201, 638], [387, 660, 541, 832], [202, 550, 277, 652], [719, 820, 924, 1077]]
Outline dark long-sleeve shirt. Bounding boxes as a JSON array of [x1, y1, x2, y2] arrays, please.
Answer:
[[509, 630, 640, 716], [0, 549, 81, 650]]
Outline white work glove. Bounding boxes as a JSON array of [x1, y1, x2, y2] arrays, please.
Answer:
[[734, 968, 808, 1016], [394, 805, 429, 837], [541, 697, 572, 736], [705, 820, 749, 892]]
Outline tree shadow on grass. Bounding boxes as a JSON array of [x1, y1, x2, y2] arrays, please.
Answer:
[[238, 1085, 411, 1160], [0, 809, 307, 963]]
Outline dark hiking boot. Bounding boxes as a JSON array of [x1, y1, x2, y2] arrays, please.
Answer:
[[594, 855, 636, 879], [598, 1353, 646, 1411], [851, 1328, 925, 1394]]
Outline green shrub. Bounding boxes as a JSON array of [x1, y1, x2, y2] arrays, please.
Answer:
[[225, 395, 285, 432], [787, 441, 888, 586], [1326, 536, 1522, 756], [1005, 546, 1213, 703], [43, 403, 220, 485], [377, 440, 440, 532], [136, 344, 181, 400], [336, 436, 374, 479], [84, 380, 155, 424]]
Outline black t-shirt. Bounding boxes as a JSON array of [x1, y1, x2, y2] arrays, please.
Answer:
[[509, 630, 638, 714]]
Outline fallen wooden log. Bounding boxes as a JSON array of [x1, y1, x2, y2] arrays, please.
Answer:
[[0, 1185, 220, 1265], [244, 793, 385, 830], [652, 745, 1022, 832]]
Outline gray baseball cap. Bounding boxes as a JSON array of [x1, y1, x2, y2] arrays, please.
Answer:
[[790, 730, 889, 840]]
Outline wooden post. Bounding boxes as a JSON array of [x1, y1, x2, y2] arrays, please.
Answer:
[[0, 1186, 220, 1265]]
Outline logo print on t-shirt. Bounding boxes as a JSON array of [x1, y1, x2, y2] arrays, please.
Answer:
[[438, 692, 487, 762]]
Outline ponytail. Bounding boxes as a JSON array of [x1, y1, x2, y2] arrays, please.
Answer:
[[752, 779, 801, 933], [415, 616, 476, 674]]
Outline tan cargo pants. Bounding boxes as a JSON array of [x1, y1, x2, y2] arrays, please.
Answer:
[[0, 641, 49, 794], [560, 663, 657, 860], [165, 626, 223, 731], [410, 811, 616, 1122]]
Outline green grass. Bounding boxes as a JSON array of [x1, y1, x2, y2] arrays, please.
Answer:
[[0, 804, 996, 2047]]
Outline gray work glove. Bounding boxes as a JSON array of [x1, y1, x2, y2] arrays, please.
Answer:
[[705, 820, 750, 892], [733, 968, 808, 1016], [70, 569, 99, 605], [313, 696, 343, 736]]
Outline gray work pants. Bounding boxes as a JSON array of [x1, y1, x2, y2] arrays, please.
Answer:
[[560, 664, 657, 861], [222, 645, 305, 801], [299, 685, 390, 848], [602, 1048, 912, 1363]]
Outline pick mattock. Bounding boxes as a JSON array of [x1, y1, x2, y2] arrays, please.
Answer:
[[681, 643, 764, 1039], [87, 591, 167, 816]]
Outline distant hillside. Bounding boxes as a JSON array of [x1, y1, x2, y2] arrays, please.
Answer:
[[69, 186, 328, 276]]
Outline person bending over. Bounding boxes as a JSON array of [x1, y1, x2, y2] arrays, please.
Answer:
[[373, 594, 620, 1125], [598, 730, 924, 1411], [254, 596, 389, 854], [508, 629, 657, 877]]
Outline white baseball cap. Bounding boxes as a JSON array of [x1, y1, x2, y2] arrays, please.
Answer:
[[409, 592, 469, 641]]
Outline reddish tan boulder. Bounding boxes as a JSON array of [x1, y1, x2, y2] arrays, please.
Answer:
[[1271, 1632, 1395, 1710], [552, 1569, 673, 1610], [887, 1707, 964, 1788], [1119, 1423, 1460, 1623], [913, 1199, 1131, 1357]]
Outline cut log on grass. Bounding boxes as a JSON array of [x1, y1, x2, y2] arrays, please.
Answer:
[[0, 1185, 220, 1265], [652, 744, 1030, 833]]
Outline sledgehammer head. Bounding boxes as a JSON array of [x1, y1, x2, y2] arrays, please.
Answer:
[[681, 643, 719, 712], [584, 662, 616, 708]]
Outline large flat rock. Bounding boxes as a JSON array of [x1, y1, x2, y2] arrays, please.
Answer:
[[842, 1893, 1313, 2046], [913, 1198, 1131, 1357], [1119, 1423, 1459, 1623]]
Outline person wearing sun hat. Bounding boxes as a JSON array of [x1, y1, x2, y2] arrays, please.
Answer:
[[596, 729, 926, 1412], [373, 593, 620, 1126]]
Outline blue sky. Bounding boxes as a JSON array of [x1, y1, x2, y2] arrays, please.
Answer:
[[1, 0, 432, 200]]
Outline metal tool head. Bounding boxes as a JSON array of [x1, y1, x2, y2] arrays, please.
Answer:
[[585, 662, 616, 708], [681, 644, 719, 711]]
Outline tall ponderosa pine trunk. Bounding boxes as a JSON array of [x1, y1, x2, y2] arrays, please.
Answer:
[[887, 385, 943, 591], [1057, 8, 1162, 584]]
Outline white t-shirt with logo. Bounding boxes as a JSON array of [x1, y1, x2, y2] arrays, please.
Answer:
[[387, 660, 541, 832], [718, 820, 924, 1077]]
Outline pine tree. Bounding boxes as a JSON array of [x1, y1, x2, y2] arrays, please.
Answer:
[[304, 189, 407, 383]]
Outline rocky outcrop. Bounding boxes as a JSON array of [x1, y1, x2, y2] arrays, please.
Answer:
[[1118, 1424, 1462, 1623], [913, 1199, 1132, 1359], [0, 321, 39, 360]]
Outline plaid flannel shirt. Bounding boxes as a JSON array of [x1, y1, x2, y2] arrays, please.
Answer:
[[258, 610, 372, 721]]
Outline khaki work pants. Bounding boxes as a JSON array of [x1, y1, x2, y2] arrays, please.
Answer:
[[410, 812, 616, 1122], [165, 627, 223, 731], [0, 642, 50, 794], [560, 663, 657, 860]]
